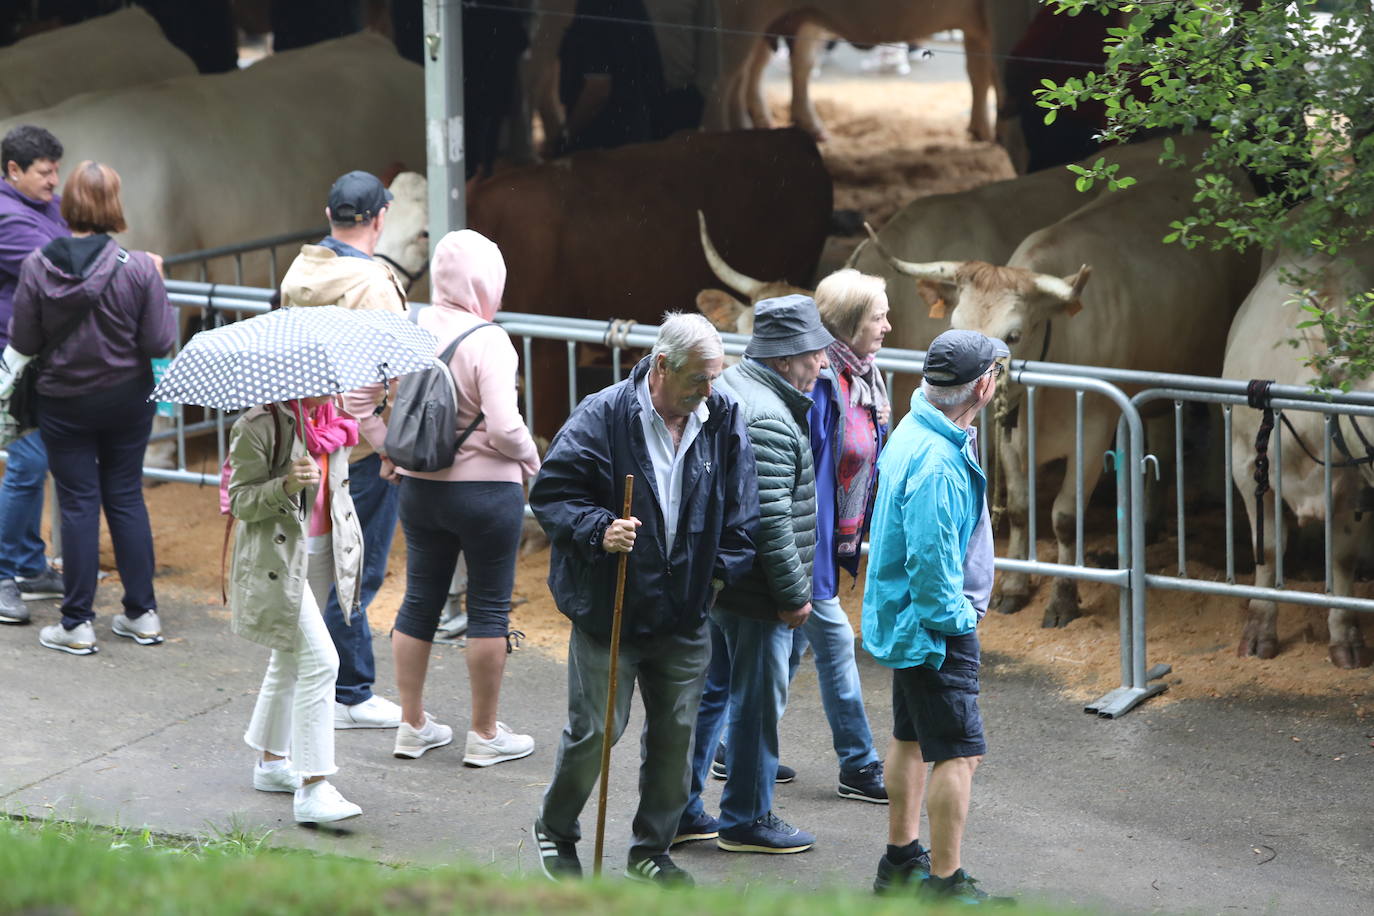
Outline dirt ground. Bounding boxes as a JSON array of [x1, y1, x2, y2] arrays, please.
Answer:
[[60, 79, 1373, 724]]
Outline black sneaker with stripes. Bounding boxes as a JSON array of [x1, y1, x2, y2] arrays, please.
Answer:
[[625, 854, 694, 887], [532, 819, 581, 881]]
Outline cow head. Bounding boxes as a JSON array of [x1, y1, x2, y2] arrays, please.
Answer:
[[375, 171, 429, 294], [696, 210, 810, 337], [864, 223, 1090, 361]]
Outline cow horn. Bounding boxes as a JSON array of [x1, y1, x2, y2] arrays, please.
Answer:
[[863, 222, 961, 283], [698, 210, 765, 298], [1032, 264, 1092, 303]]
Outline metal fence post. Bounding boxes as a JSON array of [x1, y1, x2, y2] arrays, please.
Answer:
[[424, 0, 466, 241]]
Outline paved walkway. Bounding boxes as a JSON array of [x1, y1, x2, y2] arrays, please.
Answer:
[[4, 587, 1371, 914]]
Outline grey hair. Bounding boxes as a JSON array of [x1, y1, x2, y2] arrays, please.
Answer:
[[652, 311, 724, 370], [921, 377, 981, 410]]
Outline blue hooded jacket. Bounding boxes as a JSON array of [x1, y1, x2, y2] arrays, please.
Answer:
[[862, 388, 986, 670]]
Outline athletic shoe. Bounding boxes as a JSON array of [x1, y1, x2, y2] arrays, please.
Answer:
[[672, 809, 720, 846], [462, 721, 534, 767], [393, 713, 453, 758], [873, 844, 932, 894], [334, 695, 402, 729], [0, 579, 29, 625], [293, 780, 361, 824], [533, 819, 581, 881], [922, 869, 1015, 905], [710, 743, 796, 783], [434, 607, 468, 643], [112, 610, 164, 646], [625, 854, 694, 887], [838, 760, 889, 804], [253, 760, 301, 793], [716, 811, 815, 854], [16, 566, 63, 600], [39, 621, 97, 655]]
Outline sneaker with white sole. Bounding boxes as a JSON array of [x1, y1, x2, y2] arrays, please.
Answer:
[[463, 721, 534, 767], [253, 760, 301, 793], [0, 579, 29, 625], [334, 695, 402, 729], [16, 566, 63, 600], [39, 621, 97, 655], [112, 610, 164, 646], [293, 780, 361, 824], [533, 818, 581, 881], [393, 713, 453, 759], [625, 854, 694, 887]]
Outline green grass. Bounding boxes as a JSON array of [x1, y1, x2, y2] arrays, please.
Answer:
[[0, 817, 1089, 916]]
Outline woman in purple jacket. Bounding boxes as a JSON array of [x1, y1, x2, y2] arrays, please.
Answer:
[[8, 161, 176, 656]]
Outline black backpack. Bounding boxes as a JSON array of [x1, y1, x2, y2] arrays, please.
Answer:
[[384, 320, 494, 473]]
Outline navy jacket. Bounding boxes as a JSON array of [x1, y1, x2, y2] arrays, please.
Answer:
[[530, 356, 759, 643]]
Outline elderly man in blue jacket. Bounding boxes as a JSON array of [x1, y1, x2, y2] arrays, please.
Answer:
[[529, 311, 758, 887], [862, 329, 1010, 905]]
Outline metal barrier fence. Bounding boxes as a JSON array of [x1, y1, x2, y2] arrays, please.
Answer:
[[48, 276, 1374, 718]]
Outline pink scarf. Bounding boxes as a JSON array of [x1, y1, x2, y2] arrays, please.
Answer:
[[290, 399, 359, 457]]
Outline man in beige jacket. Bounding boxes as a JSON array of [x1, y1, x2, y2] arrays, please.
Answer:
[[277, 170, 407, 730]]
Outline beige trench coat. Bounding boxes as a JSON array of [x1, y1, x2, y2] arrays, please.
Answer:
[[227, 405, 364, 651]]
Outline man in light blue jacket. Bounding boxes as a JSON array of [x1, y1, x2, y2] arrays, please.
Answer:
[[862, 329, 1008, 905]]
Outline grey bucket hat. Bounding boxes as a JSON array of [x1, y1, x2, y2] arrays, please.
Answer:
[[922, 329, 1010, 386], [744, 294, 835, 359]]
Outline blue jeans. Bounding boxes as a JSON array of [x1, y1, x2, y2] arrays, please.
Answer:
[[701, 609, 793, 831], [792, 594, 878, 773], [0, 429, 50, 581], [322, 452, 399, 706], [683, 618, 731, 822]]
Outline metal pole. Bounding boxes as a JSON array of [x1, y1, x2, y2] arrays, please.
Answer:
[[424, 0, 466, 242]]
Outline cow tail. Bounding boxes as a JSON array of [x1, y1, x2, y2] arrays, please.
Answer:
[[1247, 380, 1275, 567]]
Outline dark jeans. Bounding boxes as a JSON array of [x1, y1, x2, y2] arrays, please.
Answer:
[[38, 380, 157, 629], [394, 477, 523, 641], [322, 452, 398, 706]]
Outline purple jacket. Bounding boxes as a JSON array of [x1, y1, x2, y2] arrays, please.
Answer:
[[10, 235, 176, 398], [0, 181, 68, 347]]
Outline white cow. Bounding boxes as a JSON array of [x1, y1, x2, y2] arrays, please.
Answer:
[[1224, 241, 1374, 669], [872, 155, 1261, 627], [0, 8, 196, 120], [0, 31, 425, 289]]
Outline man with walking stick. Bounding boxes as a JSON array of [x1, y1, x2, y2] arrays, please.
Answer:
[[529, 313, 758, 886]]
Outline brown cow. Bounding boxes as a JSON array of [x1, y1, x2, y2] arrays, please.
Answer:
[[465, 127, 833, 435]]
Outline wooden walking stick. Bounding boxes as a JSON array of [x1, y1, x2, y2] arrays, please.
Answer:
[[593, 473, 634, 877]]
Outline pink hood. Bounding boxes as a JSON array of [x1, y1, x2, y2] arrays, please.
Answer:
[[431, 229, 505, 321]]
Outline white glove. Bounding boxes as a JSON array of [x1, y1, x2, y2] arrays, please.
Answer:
[[0, 345, 33, 401]]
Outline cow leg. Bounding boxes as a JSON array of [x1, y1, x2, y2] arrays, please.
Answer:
[[995, 421, 1032, 615], [745, 38, 773, 129], [1327, 514, 1371, 669], [1237, 490, 1281, 660], [962, 26, 995, 142], [523, 0, 575, 153], [1041, 432, 1107, 628], [708, 26, 763, 131], [789, 22, 827, 141]]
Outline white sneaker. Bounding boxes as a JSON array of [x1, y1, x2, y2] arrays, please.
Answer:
[[393, 713, 453, 759], [253, 759, 301, 793], [293, 780, 361, 824], [112, 610, 164, 646], [463, 721, 535, 767], [39, 621, 98, 655], [334, 695, 402, 729]]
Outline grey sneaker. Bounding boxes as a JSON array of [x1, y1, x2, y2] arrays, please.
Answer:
[[39, 621, 98, 655], [112, 610, 164, 646], [16, 566, 63, 600], [0, 579, 29, 625]]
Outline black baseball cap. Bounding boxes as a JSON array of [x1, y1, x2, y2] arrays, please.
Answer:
[[922, 329, 1010, 386], [327, 170, 392, 224]]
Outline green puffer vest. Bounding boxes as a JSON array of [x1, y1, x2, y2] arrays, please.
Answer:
[[712, 359, 817, 620]]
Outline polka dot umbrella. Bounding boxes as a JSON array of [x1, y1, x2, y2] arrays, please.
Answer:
[[150, 305, 437, 411]]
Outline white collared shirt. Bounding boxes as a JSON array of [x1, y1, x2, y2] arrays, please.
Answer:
[[636, 373, 708, 556]]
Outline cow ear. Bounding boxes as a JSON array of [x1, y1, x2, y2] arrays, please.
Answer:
[[696, 289, 748, 332], [1063, 299, 1084, 317], [917, 280, 951, 319]]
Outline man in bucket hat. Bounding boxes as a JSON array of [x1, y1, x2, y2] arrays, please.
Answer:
[[863, 328, 1013, 904], [680, 294, 834, 854]]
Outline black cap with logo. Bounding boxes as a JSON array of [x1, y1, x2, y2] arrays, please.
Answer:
[[327, 170, 393, 224]]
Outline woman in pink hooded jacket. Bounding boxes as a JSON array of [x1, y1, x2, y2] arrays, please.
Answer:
[[384, 229, 541, 766]]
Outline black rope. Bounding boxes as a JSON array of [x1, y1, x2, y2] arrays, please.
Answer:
[[1247, 379, 1275, 566]]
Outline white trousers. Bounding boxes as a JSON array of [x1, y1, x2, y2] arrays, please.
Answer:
[[243, 545, 340, 777]]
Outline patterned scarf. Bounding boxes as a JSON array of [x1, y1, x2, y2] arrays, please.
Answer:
[[826, 339, 888, 559]]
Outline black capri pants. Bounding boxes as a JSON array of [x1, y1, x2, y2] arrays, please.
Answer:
[[394, 477, 524, 641]]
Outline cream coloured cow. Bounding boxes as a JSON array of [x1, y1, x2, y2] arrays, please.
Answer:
[[872, 158, 1261, 628], [0, 31, 425, 289], [1224, 241, 1374, 669], [0, 8, 195, 120]]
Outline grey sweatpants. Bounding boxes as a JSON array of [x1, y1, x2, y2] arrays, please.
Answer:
[[539, 621, 710, 862]]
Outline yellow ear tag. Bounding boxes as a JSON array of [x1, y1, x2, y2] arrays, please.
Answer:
[[927, 299, 947, 319], [1064, 299, 1083, 317]]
